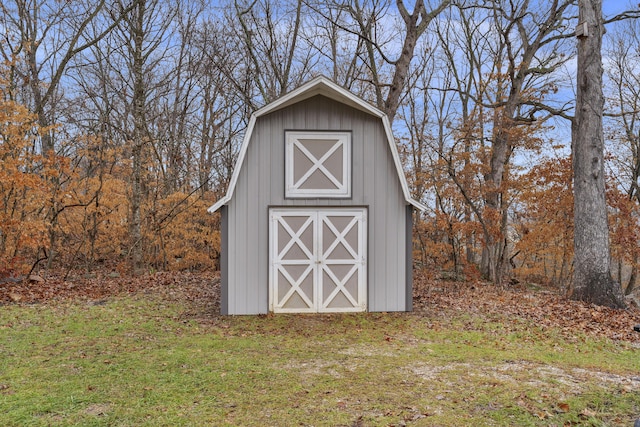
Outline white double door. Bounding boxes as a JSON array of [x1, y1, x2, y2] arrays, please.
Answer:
[[269, 208, 367, 313]]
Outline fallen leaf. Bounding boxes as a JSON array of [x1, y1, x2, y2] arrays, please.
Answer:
[[534, 410, 551, 419], [29, 274, 45, 283]]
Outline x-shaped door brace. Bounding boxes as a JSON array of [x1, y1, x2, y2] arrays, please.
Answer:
[[321, 215, 360, 261], [321, 263, 360, 308], [273, 215, 315, 309], [320, 214, 362, 308], [276, 264, 315, 309], [276, 215, 314, 261]]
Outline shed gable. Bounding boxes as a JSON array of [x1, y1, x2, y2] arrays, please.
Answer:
[[207, 76, 426, 213]]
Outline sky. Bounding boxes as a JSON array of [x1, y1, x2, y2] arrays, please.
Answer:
[[602, 0, 636, 18]]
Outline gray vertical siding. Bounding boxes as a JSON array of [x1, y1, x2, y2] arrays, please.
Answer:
[[225, 95, 409, 314]]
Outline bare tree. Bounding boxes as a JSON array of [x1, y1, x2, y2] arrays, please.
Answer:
[[385, 0, 450, 122], [571, 0, 626, 308], [91, 0, 177, 272], [319, 0, 450, 122], [302, 1, 369, 90], [0, 0, 132, 154], [412, 0, 575, 283], [191, 15, 249, 194], [431, 2, 496, 272], [478, 0, 576, 282], [604, 15, 640, 295], [225, 0, 313, 107]]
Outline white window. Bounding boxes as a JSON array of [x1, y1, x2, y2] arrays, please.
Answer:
[[285, 131, 351, 198]]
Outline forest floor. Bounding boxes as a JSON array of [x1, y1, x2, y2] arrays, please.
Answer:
[[1, 269, 639, 343]]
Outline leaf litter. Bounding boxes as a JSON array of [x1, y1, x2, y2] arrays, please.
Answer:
[[412, 275, 640, 343], [1, 269, 639, 343]]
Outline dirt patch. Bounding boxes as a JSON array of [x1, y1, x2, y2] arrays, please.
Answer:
[[410, 360, 640, 394], [84, 403, 111, 417], [338, 343, 397, 358], [281, 359, 346, 379]]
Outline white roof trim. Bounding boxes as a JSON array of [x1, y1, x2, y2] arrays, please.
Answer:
[[207, 76, 426, 213], [381, 115, 428, 212], [207, 113, 258, 213]]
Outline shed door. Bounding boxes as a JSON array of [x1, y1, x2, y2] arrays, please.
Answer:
[[270, 208, 367, 313]]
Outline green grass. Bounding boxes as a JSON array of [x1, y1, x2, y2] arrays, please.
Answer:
[[1, 296, 639, 426]]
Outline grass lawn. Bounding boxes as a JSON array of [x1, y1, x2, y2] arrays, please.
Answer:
[[1, 286, 639, 426]]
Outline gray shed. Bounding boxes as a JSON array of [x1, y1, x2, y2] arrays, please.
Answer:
[[208, 76, 426, 315]]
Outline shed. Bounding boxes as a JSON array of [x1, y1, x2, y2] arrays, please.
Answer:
[[208, 76, 426, 315]]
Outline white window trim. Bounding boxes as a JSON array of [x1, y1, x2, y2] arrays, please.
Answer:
[[285, 131, 351, 198]]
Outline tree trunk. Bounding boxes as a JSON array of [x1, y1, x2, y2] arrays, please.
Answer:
[[384, 0, 450, 122], [626, 255, 637, 296], [130, 0, 147, 274], [571, 0, 626, 308], [384, 7, 421, 122]]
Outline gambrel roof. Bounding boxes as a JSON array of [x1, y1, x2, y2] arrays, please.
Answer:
[[207, 75, 426, 213]]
